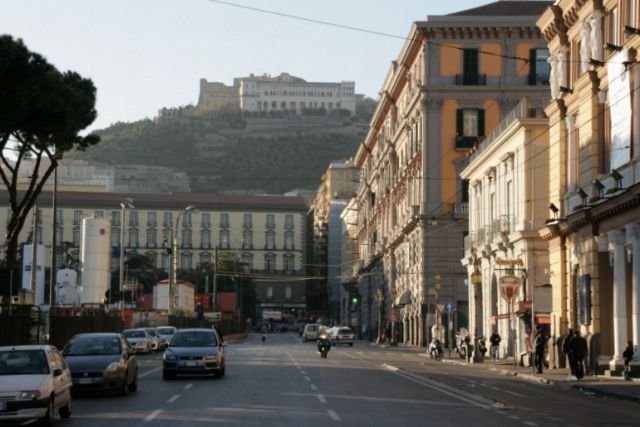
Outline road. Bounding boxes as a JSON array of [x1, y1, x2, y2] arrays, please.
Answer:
[[61, 333, 639, 426]]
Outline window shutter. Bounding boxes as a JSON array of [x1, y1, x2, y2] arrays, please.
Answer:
[[528, 49, 537, 85], [456, 109, 463, 136], [478, 109, 485, 136]]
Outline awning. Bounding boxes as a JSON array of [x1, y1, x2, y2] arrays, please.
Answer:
[[535, 314, 551, 325], [395, 290, 411, 306]]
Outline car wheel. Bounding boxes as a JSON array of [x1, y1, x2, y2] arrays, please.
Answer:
[[59, 395, 72, 419], [163, 370, 175, 380], [119, 372, 129, 396], [128, 371, 138, 392], [39, 395, 54, 426]]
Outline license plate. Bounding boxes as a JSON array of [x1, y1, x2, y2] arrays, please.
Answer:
[[0, 401, 5, 411], [78, 378, 93, 384], [185, 361, 197, 367]]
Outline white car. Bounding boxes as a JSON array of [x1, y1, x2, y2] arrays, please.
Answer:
[[330, 326, 355, 346], [302, 324, 327, 342], [0, 345, 73, 425], [122, 328, 152, 354], [157, 326, 177, 350], [145, 328, 161, 351]]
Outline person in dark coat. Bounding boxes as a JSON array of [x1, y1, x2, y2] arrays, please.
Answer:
[[571, 330, 588, 379], [489, 330, 501, 362], [623, 341, 634, 380], [562, 328, 575, 377], [533, 326, 545, 374]]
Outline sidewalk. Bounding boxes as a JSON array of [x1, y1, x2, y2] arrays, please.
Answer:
[[372, 342, 640, 403]]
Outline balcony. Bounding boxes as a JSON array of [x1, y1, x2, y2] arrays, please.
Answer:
[[455, 136, 479, 150]]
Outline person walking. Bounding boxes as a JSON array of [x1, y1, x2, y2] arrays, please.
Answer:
[[533, 325, 545, 374], [623, 341, 634, 381], [572, 330, 588, 379], [490, 330, 501, 362], [562, 328, 576, 378]]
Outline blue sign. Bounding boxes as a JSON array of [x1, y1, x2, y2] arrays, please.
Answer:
[[444, 303, 455, 314]]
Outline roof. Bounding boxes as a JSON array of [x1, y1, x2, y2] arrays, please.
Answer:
[[448, 1, 552, 16]]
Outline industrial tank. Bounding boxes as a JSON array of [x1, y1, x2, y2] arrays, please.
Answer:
[[79, 217, 112, 304], [56, 268, 79, 305]]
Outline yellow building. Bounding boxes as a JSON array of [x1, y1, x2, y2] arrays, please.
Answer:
[[538, 0, 640, 374], [351, 1, 552, 346]]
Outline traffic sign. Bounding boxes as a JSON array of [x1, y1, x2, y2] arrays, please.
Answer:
[[444, 303, 455, 314]]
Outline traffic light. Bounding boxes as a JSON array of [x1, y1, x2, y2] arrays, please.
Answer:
[[350, 292, 360, 312]]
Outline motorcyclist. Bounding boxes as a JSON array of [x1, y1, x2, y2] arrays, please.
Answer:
[[261, 324, 267, 343], [429, 337, 443, 360], [316, 329, 332, 358]]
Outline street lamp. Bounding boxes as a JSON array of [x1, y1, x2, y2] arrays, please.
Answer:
[[170, 205, 196, 314], [434, 272, 441, 340], [375, 288, 384, 343], [119, 198, 134, 315], [470, 266, 482, 362]]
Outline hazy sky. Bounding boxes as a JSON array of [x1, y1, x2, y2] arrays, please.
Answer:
[[4, 0, 490, 132]]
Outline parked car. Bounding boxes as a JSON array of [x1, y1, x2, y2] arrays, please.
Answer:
[[0, 345, 72, 425], [329, 326, 355, 346], [145, 327, 161, 351], [62, 332, 138, 396], [162, 328, 225, 380], [157, 326, 177, 350], [122, 328, 152, 354], [302, 324, 327, 342]]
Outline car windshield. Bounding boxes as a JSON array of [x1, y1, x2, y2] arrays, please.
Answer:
[[157, 327, 175, 335], [339, 328, 353, 334], [0, 349, 49, 375], [170, 331, 218, 347], [146, 329, 158, 337], [63, 336, 122, 356], [123, 330, 146, 338]]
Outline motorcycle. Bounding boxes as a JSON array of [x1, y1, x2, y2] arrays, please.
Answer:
[[317, 332, 331, 359], [429, 339, 443, 361]]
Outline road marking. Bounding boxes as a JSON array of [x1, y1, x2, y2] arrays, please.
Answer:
[[524, 422, 538, 426], [144, 409, 162, 422], [184, 384, 193, 390], [138, 366, 161, 378], [300, 370, 306, 375], [167, 394, 180, 403], [304, 376, 311, 382], [317, 394, 326, 403], [509, 415, 520, 420], [327, 410, 341, 421], [310, 384, 317, 391], [503, 389, 526, 397]]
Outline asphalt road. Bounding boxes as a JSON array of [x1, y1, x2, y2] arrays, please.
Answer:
[[58, 333, 639, 426]]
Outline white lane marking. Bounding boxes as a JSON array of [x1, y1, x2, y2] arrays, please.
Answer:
[[327, 410, 341, 421], [167, 394, 180, 403], [503, 389, 526, 398], [524, 422, 538, 426], [310, 384, 318, 391], [509, 415, 520, 420], [144, 409, 162, 422], [317, 394, 326, 404], [300, 370, 306, 375], [184, 384, 193, 390], [138, 366, 161, 378], [304, 376, 311, 382]]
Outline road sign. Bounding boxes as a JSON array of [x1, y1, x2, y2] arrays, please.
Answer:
[[444, 303, 455, 314]]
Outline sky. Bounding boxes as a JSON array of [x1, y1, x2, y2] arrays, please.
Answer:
[[3, 0, 490, 132]]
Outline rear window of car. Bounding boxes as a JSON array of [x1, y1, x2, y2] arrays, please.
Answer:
[[124, 330, 146, 338], [157, 327, 175, 335], [171, 331, 218, 347], [339, 328, 353, 334]]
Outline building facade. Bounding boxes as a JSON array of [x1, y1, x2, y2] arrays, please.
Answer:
[[349, 1, 552, 347], [537, 0, 640, 373], [0, 191, 308, 316]]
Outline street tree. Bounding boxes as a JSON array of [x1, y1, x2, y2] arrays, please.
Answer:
[[0, 35, 100, 268]]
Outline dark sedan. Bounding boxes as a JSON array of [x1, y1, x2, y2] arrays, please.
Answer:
[[162, 328, 225, 380], [62, 332, 138, 396]]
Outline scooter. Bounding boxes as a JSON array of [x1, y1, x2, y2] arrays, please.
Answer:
[[317, 332, 331, 359], [429, 339, 443, 361]]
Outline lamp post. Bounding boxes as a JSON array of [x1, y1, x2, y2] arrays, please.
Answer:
[[470, 267, 482, 362], [170, 205, 196, 314], [434, 272, 441, 342], [49, 154, 59, 306], [375, 288, 384, 343], [119, 199, 134, 315]]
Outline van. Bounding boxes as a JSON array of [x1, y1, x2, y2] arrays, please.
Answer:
[[302, 324, 322, 342]]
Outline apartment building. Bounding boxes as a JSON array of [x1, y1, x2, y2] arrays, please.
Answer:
[[0, 191, 308, 315], [349, 1, 552, 347], [537, 0, 640, 374]]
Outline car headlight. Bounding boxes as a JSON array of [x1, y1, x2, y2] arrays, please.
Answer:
[[163, 351, 177, 361], [105, 362, 120, 371], [18, 390, 41, 400], [203, 354, 217, 360]]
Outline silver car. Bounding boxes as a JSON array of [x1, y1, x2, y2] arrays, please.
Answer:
[[0, 345, 73, 425], [157, 326, 177, 350], [145, 328, 161, 352], [122, 328, 152, 354]]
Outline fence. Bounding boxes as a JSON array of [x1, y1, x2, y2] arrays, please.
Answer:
[[49, 307, 124, 349], [0, 304, 42, 346]]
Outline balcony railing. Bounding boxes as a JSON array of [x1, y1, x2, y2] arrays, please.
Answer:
[[455, 73, 487, 85]]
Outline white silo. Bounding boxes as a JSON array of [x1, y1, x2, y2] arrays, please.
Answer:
[[56, 268, 79, 305], [79, 217, 112, 304]]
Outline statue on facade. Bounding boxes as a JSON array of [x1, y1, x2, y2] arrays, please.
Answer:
[[590, 12, 604, 62]]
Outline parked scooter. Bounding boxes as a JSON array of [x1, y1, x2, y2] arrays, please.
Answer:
[[429, 338, 443, 361]]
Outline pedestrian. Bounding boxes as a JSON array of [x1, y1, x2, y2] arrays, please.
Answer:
[[534, 325, 545, 374], [562, 328, 575, 378], [623, 340, 634, 381], [490, 329, 501, 362], [572, 330, 588, 379]]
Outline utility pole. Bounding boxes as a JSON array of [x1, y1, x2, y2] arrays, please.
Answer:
[[212, 246, 218, 311]]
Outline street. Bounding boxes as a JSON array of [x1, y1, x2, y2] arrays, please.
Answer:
[[61, 333, 639, 427]]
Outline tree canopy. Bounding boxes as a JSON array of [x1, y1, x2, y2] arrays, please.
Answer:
[[0, 35, 100, 268]]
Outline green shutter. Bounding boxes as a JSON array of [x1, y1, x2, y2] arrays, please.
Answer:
[[456, 109, 463, 136], [478, 109, 485, 136], [528, 49, 536, 85]]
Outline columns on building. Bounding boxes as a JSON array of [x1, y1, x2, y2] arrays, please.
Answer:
[[626, 224, 640, 357], [608, 230, 627, 364]]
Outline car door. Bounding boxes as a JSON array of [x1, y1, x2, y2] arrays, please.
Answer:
[[48, 349, 71, 406], [122, 337, 137, 383]]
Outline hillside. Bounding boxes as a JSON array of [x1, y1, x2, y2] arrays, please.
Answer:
[[66, 102, 375, 195]]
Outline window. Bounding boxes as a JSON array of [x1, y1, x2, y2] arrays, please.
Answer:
[[128, 230, 139, 248], [284, 254, 294, 273], [243, 213, 252, 228], [528, 49, 550, 85], [266, 231, 275, 250], [608, 7, 620, 46], [182, 212, 192, 227], [112, 211, 120, 226], [181, 230, 192, 248], [265, 254, 276, 273], [201, 213, 211, 228], [455, 108, 485, 149], [201, 230, 211, 248], [94, 210, 104, 218], [220, 230, 230, 249], [148, 212, 157, 227], [147, 229, 157, 247], [267, 286, 273, 299], [285, 286, 292, 299], [220, 213, 229, 228], [55, 227, 62, 246], [266, 214, 275, 228], [55, 209, 63, 225], [111, 230, 119, 247], [164, 212, 172, 227], [73, 229, 81, 246], [285, 214, 294, 229], [284, 231, 294, 250], [199, 253, 211, 265], [458, 49, 484, 85], [243, 230, 252, 249], [627, 0, 638, 29], [180, 253, 192, 270], [129, 211, 138, 226], [73, 210, 83, 225], [242, 254, 253, 272]]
